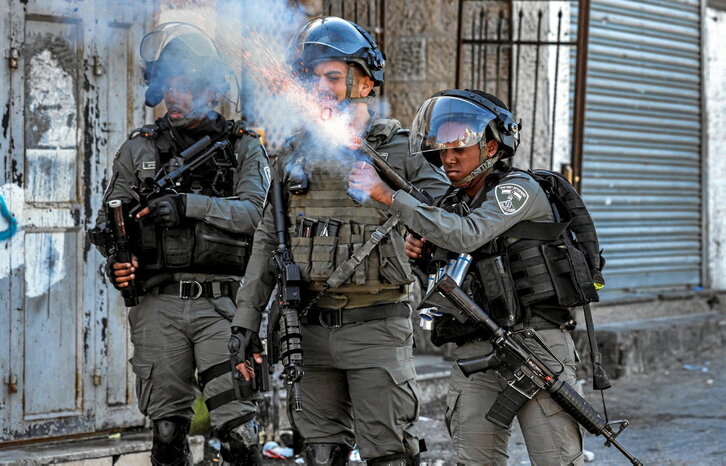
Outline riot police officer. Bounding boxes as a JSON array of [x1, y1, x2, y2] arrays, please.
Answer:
[[232, 17, 449, 466], [349, 89, 584, 465], [93, 23, 269, 465]]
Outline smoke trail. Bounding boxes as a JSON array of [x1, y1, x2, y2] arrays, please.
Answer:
[[161, 0, 367, 166]]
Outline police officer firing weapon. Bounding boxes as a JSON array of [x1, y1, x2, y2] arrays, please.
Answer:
[[232, 16, 449, 466], [90, 22, 269, 465], [349, 89, 640, 465]]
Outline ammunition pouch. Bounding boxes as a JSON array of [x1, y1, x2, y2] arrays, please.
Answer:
[[472, 254, 520, 327], [289, 219, 412, 292], [508, 238, 598, 308], [137, 220, 249, 275]]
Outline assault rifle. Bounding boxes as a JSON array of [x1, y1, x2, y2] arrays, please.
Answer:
[[269, 180, 305, 412], [432, 274, 643, 465], [129, 135, 233, 217]]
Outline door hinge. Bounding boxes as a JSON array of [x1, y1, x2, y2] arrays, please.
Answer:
[[93, 55, 104, 76], [6, 48, 19, 70], [5, 374, 18, 393], [93, 368, 102, 386]]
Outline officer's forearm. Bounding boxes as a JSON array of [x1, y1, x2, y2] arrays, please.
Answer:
[[185, 194, 262, 235]]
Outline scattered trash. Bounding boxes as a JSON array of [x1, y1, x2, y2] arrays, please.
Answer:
[[263, 441, 294, 459], [706, 378, 714, 386], [349, 448, 363, 462], [207, 438, 222, 451], [294, 457, 306, 464], [683, 364, 709, 373], [584, 449, 596, 462], [419, 416, 432, 422], [108, 433, 121, 440]]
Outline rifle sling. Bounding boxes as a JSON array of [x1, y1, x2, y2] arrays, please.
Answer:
[[324, 214, 400, 290]]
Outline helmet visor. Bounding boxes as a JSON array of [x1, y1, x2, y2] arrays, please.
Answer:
[[140, 22, 218, 62], [410, 96, 498, 155]]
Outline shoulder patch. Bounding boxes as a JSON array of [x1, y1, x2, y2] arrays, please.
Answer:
[[495, 183, 529, 215]]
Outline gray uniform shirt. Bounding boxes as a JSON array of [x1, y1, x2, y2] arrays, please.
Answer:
[[388, 170, 554, 252], [95, 116, 269, 281], [233, 117, 451, 332]]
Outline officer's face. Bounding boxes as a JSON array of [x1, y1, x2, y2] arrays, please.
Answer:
[[311, 60, 373, 103], [440, 144, 482, 184], [162, 76, 212, 121]]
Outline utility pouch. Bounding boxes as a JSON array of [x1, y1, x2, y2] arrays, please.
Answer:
[[541, 242, 598, 307], [138, 219, 163, 270], [378, 230, 414, 286], [163, 226, 193, 268], [310, 236, 338, 281], [193, 222, 249, 273], [474, 255, 520, 327], [291, 237, 313, 281]]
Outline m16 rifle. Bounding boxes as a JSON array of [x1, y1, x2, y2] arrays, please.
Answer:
[[268, 180, 305, 412], [432, 274, 643, 465]]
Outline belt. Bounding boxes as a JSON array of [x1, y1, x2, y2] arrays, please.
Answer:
[[302, 302, 410, 328], [155, 280, 239, 300], [507, 315, 575, 332]]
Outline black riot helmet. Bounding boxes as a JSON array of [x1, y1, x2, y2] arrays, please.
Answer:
[[140, 22, 233, 108], [289, 16, 385, 102], [410, 89, 521, 187]]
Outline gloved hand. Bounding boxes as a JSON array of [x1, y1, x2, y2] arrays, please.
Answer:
[[105, 254, 138, 290], [145, 193, 186, 227], [229, 327, 264, 381]]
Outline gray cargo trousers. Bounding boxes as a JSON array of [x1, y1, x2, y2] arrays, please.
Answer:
[[445, 329, 584, 465], [128, 293, 256, 428], [288, 314, 421, 460]]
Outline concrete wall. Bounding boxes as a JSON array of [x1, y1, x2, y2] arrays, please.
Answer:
[[706, 7, 726, 291]]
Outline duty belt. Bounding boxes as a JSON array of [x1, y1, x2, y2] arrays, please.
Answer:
[[302, 302, 410, 328], [155, 280, 240, 300], [507, 315, 576, 332]]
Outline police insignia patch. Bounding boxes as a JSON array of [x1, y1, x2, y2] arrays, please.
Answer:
[[142, 161, 156, 170], [495, 184, 529, 215]]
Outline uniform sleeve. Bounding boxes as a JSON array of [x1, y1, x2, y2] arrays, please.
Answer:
[[232, 156, 285, 332], [380, 134, 450, 201], [185, 133, 270, 236], [388, 176, 552, 253]]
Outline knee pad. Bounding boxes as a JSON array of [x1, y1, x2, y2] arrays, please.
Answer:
[[151, 417, 192, 466], [220, 419, 262, 465], [304, 443, 350, 466], [368, 453, 419, 466]]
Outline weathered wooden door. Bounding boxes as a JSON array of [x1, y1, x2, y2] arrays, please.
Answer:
[[1, 0, 151, 442]]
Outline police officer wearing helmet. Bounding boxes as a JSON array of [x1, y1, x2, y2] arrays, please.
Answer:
[[350, 89, 584, 465], [93, 22, 269, 465], [232, 16, 449, 466]]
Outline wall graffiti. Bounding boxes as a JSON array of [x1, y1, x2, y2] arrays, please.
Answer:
[[0, 195, 18, 241]]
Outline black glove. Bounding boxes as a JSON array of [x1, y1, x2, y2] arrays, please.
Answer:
[[229, 327, 263, 360], [146, 193, 186, 227]]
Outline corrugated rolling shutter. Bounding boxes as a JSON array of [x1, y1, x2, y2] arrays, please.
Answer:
[[579, 0, 703, 299]]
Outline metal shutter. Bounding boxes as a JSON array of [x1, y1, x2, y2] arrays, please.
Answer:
[[579, 0, 704, 299]]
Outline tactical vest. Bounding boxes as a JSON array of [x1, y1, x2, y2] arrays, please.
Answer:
[[131, 118, 254, 276], [284, 122, 412, 308], [431, 169, 603, 346]]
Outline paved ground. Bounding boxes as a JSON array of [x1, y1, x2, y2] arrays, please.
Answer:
[[418, 346, 726, 466]]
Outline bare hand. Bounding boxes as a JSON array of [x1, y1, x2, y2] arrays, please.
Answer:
[[112, 255, 139, 288], [235, 353, 263, 381], [404, 234, 427, 260], [348, 162, 395, 206]]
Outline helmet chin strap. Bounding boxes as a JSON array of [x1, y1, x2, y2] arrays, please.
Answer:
[[452, 145, 501, 188], [338, 65, 373, 108]]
